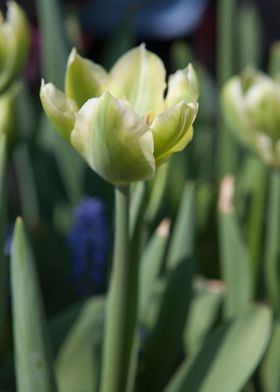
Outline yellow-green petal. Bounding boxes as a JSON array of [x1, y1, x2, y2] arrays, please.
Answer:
[[65, 48, 108, 107], [244, 80, 280, 142], [221, 77, 253, 145], [71, 91, 155, 185], [0, 1, 30, 93], [151, 100, 198, 166], [107, 44, 166, 117], [165, 64, 199, 108], [40, 81, 78, 142]]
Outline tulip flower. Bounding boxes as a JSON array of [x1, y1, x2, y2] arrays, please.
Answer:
[[0, 2, 30, 93], [40, 45, 198, 185], [222, 68, 280, 168]]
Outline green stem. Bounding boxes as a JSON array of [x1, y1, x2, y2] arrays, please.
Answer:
[[247, 159, 267, 287], [217, 0, 237, 177], [265, 170, 280, 315], [0, 135, 7, 359], [101, 185, 138, 392]]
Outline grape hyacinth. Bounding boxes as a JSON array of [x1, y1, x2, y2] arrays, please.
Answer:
[[4, 225, 14, 257], [68, 197, 109, 297]]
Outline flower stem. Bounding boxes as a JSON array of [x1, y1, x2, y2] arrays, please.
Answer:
[[265, 170, 280, 315], [101, 185, 138, 392]]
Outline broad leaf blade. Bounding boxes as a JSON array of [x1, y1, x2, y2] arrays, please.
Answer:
[[167, 305, 272, 392], [218, 210, 253, 317], [261, 319, 280, 392], [0, 134, 7, 353], [11, 218, 58, 392], [184, 280, 224, 355], [139, 219, 170, 324], [56, 297, 104, 392], [137, 183, 195, 391]]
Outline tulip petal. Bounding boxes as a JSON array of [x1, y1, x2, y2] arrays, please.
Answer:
[[151, 100, 198, 165], [166, 64, 199, 108], [245, 81, 280, 142], [0, 1, 30, 93], [221, 77, 254, 145], [40, 81, 78, 142], [107, 44, 166, 117], [65, 48, 108, 107], [71, 92, 155, 185]]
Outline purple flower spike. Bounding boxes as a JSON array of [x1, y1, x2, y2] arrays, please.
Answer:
[[68, 197, 110, 297]]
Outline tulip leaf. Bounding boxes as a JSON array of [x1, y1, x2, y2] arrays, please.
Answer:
[[261, 319, 280, 392], [139, 219, 170, 324], [166, 305, 272, 392], [184, 281, 224, 355], [0, 135, 7, 353], [168, 182, 195, 269], [137, 183, 195, 391], [36, 0, 85, 205], [13, 144, 39, 226], [11, 218, 58, 392], [218, 210, 253, 318], [55, 297, 104, 392], [237, 0, 261, 68], [35, 0, 68, 89], [265, 171, 280, 315], [146, 161, 169, 224]]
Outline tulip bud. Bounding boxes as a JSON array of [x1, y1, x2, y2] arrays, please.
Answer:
[[0, 2, 30, 93], [222, 68, 280, 168]]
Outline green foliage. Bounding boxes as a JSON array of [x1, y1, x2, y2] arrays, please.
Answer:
[[166, 305, 272, 392], [2, 0, 280, 391], [55, 298, 104, 392], [0, 135, 7, 356], [218, 207, 253, 317], [11, 218, 58, 392]]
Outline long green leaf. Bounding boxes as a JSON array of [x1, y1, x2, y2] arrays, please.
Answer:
[[139, 219, 170, 323], [184, 280, 224, 355], [237, 0, 261, 68], [56, 297, 104, 392], [13, 144, 39, 226], [167, 182, 195, 270], [0, 134, 7, 354], [11, 218, 58, 392], [261, 319, 280, 392], [36, 0, 84, 204], [35, 0, 68, 88], [265, 171, 280, 314], [167, 305, 272, 392], [218, 208, 253, 318], [137, 183, 195, 391]]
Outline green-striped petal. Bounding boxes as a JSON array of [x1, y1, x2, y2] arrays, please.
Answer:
[[165, 64, 199, 108], [40, 81, 78, 142], [65, 48, 108, 107], [71, 91, 155, 185], [151, 100, 198, 166], [107, 44, 166, 117]]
